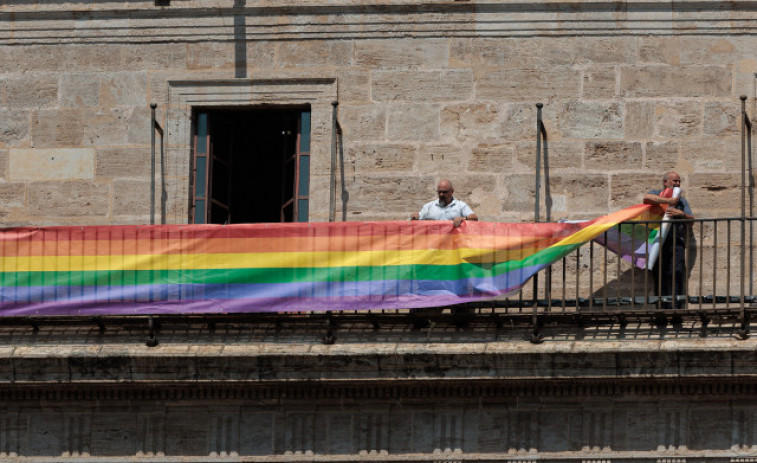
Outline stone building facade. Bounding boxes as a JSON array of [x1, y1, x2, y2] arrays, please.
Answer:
[[0, 0, 751, 226], [0, 1, 756, 461]]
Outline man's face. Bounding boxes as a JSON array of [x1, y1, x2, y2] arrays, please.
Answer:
[[664, 173, 681, 189], [437, 183, 453, 206]]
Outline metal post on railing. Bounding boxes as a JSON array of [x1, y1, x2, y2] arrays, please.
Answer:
[[739, 95, 748, 338], [329, 101, 339, 222], [150, 103, 166, 225], [531, 103, 544, 343], [150, 103, 157, 225], [535, 103, 543, 224], [747, 94, 755, 296], [534, 103, 553, 309]]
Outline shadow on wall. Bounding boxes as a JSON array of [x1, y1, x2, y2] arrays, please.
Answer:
[[589, 236, 699, 301]]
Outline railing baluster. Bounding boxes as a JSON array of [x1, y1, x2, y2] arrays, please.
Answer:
[[713, 221, 718, 310], [727, 220, 732, 311]]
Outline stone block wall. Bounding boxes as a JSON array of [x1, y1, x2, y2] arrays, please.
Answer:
[[0, 321, 756, 461], [0, 0, 753, 226]]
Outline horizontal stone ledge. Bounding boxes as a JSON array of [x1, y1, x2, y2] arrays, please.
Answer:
[[1, 346, 757, 384], [0, 376, 755, 402]]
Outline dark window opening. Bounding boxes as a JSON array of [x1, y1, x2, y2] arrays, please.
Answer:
[[191, 107, 310, 224]]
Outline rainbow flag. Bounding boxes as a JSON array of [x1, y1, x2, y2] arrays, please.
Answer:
[[0, 203, 662, 316], [592, 191, 670, 269]]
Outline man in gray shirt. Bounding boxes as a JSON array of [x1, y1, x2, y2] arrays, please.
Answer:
[[410, 179, 478, 227]]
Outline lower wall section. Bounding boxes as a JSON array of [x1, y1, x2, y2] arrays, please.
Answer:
[[0, 383, 756, 461]]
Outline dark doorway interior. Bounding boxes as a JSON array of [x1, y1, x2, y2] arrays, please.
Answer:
[[198, 107, 303, 224]]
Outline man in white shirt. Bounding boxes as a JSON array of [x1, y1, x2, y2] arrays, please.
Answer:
[[410, 179, 479, 227]]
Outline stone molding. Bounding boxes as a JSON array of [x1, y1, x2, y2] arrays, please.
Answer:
[[0, 378, 756, 402], [3, 341, 757, 384], [1, 386, 757, 460], [0, 2, 754, 45], [161, 76, 337, 219]]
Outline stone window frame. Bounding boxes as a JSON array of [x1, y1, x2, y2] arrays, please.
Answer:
[[163, 77, 337, 224]]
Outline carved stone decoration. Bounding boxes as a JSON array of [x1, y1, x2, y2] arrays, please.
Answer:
[[136, 411, 165, 457], [0, 408, 19, 457], [61, 412, 91, 457], [208, 410, 239, 457]]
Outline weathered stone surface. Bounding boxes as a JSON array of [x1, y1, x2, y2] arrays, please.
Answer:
[[350, 143, 416, 172], [100, 72, 148, 108], [186, 42, 236, 70], [620, 65, 731, 98], [163, 176, 191, 224], [355, 39, 449, 69], [278, 41, 353, 68], [703, 101, 740, 137], [0, 180, 26, 212], [113, 178, 151, 216], [28, 181, 110, 217], [120, 43, 188, 71], [688, 173, 742, 215], [501, 103, 538, 142], [9, 148, 95, 181], [644, 141, 679, 171], [0, 46, 14, 73], [639, 37, 681, 65], [126, 106, 152, 145], [514, 140, 584, 170], [59, 73, 100, 108], [10, 46, 66, 72], [372, 70, 473, 102], [680, 138, 742, 172], [501, 173, 538, 214], [679, 37, 741, 66], [96, 147, 152, 179], [573, 37, 637, 65], [582, 66, 617, 99], [0, 109, 30, 148], [610, 173, 660, 209], [246, 41, 276, 70], [467, 143, 513, 172], [625, 101, 655, 139], [338, 104, 386, 141], [31, 110, 86, 148], [348, 175, 435, 217], [386, 104, 439, 142], [584, 141, 642, 170], [654, 102, 702, 138], [440, 103, 501, 142], [550, 174, 610, 214], [558, 101, 624, 139], [337, 71, 371, 103], [417, 144, 465, 174], [83, 109, 133, 146], [5, 75, 58, 109], [476, 68, 581, 101], [450, 38, 513, 68]]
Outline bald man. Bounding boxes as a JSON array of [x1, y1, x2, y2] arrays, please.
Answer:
[[410, 179, 478, 227]]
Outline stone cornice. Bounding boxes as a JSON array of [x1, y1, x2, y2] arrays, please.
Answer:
[[2, 1, 757, 45], [1, 377, 757, 402], [2, 337, 757, 385]]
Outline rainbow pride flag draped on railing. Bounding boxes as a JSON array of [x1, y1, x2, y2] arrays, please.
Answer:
[[0, 203, 664, 316]]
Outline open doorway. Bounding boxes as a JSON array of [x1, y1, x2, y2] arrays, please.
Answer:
[[191, 106, 311, 224]]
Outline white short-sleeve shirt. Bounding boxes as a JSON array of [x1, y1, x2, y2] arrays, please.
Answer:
[[418, 198, 475, 220]]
